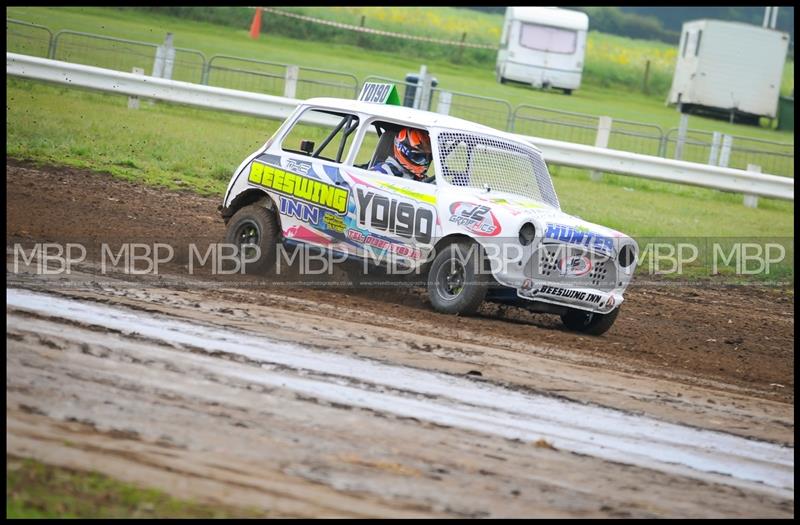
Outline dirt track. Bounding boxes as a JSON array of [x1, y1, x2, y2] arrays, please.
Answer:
[[5, 159, 795, 517]]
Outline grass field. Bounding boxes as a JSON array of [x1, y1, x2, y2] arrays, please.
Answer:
[[6, 6, 795, 142], [7, 455, 263, 518]]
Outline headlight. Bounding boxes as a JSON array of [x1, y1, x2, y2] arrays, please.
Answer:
[[519, 223, 536, 246], [619, 244, 636, 268]]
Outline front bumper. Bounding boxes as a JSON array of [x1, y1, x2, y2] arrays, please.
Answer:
[[517, 281, 622, 313], [492, 241, 634, 313]]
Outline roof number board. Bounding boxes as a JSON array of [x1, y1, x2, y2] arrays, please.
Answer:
[[358, 82, 401, 105]]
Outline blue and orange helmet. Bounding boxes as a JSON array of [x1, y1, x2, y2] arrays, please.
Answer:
[[393, 128, 432, 179]]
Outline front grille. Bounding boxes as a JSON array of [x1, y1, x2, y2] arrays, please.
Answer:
[[525, 243, 617, 290]]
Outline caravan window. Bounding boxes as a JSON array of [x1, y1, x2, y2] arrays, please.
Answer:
[[519, 23, 577, 54]]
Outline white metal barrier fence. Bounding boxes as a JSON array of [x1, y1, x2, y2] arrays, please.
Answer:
[[7, 53, 794, 204]]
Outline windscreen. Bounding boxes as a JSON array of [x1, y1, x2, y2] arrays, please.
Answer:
[[437, 132, 560, 209]]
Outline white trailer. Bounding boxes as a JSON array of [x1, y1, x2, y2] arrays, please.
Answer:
[[496, 7, 589, 95], [667, 19, 790, 124]]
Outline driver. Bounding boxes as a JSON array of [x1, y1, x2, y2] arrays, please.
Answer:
[[370, 127, 432, 182]]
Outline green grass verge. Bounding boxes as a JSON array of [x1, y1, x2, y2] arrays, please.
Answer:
[[6, 455, 265, 518], [6, 6, 795, 143], [6, 78, 266, 196]]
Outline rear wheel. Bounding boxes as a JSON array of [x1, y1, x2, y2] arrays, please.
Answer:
[[562, 88, 573, 95], [427, 241, 489, 315], [561, 307, 619, 335], [223, 203, 279, 275]]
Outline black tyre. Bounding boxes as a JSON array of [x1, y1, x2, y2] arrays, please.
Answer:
[[223, 203, 279, 275], [560, 307, 619, 336], [562, 88, 573, 96], [427, 241, 489, 315]]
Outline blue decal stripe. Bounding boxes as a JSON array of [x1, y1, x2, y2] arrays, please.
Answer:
[[299, 162, 321, 180], [323, 164, 345, 185], [256, 153, 282, 166]]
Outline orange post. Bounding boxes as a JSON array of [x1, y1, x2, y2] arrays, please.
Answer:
[[249, 8, 262, 39]]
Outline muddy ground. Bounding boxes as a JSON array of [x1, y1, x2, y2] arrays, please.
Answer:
[[5, 159, 795, 517]]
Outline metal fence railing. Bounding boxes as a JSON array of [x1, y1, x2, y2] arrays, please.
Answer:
[[512, 105, 599, 146], [6, 19, 52, 58], [204, 55, 358, 99], [294, 65, 359, 100], [664, 128, 794, 177], [512, 105, 666, 157], [49, 30, 206, 83], [203, 55, 285, 95], [430, 87, 513, 132], [608, 119, 666, 158]]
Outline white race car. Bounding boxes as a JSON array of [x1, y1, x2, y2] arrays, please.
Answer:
[[220, 91, 638, 335]]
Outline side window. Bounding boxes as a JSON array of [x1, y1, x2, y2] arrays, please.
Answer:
[[353, 121, 436, 183], [354, 123, 382, 168], [280, 108, 359, 163], [439, 137, 471, 185]]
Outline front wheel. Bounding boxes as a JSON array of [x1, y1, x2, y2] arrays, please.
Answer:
[[427, 241, 489, 315], [223, 203, 279, 275], [561, 307, 619, 336]]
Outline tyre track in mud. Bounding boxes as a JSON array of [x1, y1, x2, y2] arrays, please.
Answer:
[[7, 264, 793, 447], [6, 288, 794, 517]]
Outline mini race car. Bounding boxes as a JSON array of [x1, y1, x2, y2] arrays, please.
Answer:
[[220, 87, 638, 335]]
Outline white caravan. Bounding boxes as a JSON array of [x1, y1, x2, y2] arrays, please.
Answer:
[[667, 19, 790, 124], [496, 7, 589, 95]]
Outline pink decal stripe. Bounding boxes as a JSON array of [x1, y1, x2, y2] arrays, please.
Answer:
[[284, 225, 333, 245]]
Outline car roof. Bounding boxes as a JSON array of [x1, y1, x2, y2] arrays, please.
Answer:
[[302, 97, 542, 153]]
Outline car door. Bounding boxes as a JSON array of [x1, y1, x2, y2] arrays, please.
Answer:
[[341, 121, 438, 268], [264, 107, 360, 254]]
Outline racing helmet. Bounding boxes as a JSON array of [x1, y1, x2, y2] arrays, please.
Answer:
[[393, 128, 432, 179]]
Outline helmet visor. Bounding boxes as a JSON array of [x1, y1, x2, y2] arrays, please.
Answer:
[[397, 141, 431, 166]]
